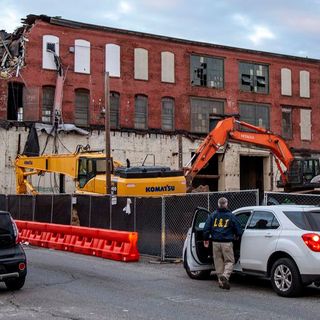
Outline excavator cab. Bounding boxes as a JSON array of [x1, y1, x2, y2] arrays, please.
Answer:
[[278, 158, 320, 191]]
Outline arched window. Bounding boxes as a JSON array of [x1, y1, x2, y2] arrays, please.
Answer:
[[75, 39, 90, 74], [106, 44, 120, 77], [281, 68, 292, 96], [75, 89, 90, 127], [134, 48, 148, 80], [42, 35, 59, 70], [300, 70, 310, 98], [42, 86, 55, 123], [135, 95, 148, 129], [161, 52, 175, 83], [110, 92, 120, 129], [161, 97, 174, 131]]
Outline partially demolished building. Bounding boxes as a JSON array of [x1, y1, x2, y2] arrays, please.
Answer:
[[0, 14, 320, 194]]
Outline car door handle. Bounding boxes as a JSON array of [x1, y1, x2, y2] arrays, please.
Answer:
[[265, 233, 273, 238]]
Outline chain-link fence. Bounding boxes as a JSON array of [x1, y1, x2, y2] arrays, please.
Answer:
[[264, 192, 320, 206], [1, 190, 259, 260]]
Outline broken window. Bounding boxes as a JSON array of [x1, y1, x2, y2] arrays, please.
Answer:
[[75, 89, 90, 127], [190, 55, 224, 88], [134, 48, 148, 80], [239, 103, 270, 130], [161, 52, 175, 83], [190, 98, 224, 133], [74, 39, 90, 74], [42, 86, 55, 123], [105, 44, 120, 77], [161, 97, 174, 131], [239, 62, 269, 93], [110, 91, 120, 129], [7, 82, 24, 121], [282, 107, 292, 139], [42, 35, 59, 70], [134, 95, 148, 129]]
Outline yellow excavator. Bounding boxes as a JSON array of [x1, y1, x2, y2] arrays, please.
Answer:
[[15, 145, 187, 196]]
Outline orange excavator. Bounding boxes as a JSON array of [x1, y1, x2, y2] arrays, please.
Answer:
[[184, 117, 320, 192]]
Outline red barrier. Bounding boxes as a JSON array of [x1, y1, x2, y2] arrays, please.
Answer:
[[15, 220, 139, 262]]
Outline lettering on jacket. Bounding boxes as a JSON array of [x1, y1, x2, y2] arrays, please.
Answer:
[[213, 218, 230, 228], [145, 185, 175, 193]]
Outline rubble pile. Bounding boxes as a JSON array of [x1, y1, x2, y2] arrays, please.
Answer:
[[0, 27, 28, 79]]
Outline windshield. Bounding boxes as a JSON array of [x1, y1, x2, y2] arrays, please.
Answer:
[[96, 159, 106, 174]]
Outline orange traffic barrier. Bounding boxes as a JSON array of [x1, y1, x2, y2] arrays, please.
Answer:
[[15, 220, 139, 262]]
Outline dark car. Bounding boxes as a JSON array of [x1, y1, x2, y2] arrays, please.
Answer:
[[0, 211, 27, 290]]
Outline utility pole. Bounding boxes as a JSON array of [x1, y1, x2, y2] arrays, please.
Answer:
[[105, 72, 111, 194]]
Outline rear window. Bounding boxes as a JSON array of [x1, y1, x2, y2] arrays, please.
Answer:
[[0, 212, 13, 234], [283, 210, 320, 231]]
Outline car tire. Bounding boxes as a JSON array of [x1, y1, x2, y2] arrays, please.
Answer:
[[5, 276, 26, 291], [183, 252, 211, 280], [270, 258, 302, 297]]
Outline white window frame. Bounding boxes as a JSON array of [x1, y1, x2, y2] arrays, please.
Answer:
[[134, 48, 148, 80], [105, 44, 120, 77], [74, 39, 91, 74], [42, 35, 59, 70], [281, 68, 292, 96], [300, 70, 310, 98], [161, 51, 175, 83]]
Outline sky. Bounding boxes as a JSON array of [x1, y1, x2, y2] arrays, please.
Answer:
[[1, 0, 320, 58]]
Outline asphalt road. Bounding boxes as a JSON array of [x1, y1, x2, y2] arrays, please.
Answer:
[[1, 246, 320, 320]]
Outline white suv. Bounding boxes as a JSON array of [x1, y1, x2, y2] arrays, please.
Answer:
[[183, 205, 320, 297]]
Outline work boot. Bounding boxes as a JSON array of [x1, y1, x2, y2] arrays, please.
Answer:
[[219, 276, 230, 290]]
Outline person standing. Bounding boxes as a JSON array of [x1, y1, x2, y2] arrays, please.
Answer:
[[203, 197, 243, 289]]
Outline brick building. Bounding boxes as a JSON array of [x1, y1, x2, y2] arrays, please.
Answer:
[[0, 14, 319, 194]]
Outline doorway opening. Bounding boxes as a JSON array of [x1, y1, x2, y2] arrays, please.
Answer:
[[7, 82, 24, 121]]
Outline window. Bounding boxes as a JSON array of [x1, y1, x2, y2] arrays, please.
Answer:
[[74, 39, 90, 74], [283, 211, 320, 231], [239, 62, 269, 93], [281, 107, 292, 139], [42, 86, 55, 123], [42, 35, 59, 70], [7, 82, 24, 121], [235, 212, 252, 229], [161, 97, 174, 131], [247, 211, 280, 229], [300, 70, 310, 98], [110, 92, 120, 129], [134, 95, 148, 129], [281, 68, 292, 96], [75, 89, 90, 127], [191, 98, 224, 133], [239, 103, 270, 130], [300, 108, 311, 141], [190, 55, 224, 88], [105, 44, 120, 77], [134, 48, 148, 80], [161, 51, 175, 83]]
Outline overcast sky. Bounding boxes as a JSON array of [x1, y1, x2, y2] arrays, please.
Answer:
[[1, 0, 320, 58]]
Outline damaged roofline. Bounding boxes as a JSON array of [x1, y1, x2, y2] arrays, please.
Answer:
[[23, 14, 320, 63]]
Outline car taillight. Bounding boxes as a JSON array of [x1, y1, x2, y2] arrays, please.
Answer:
[[18, 263, 26, 271], [302, 233, 320, 252]]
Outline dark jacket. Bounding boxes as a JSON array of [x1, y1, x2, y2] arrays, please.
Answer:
[[203, 208, 243, 242]]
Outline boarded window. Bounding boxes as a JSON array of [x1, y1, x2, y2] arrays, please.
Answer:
[[190, 98, 224, 133], [161, 97, 174, 131], [281, 68, 292, 96], [42, 35, 59, 70], [161, 52, 175, 83], [300, 70, 310, 98], [23, 87, 40, 121], [190, 55, 224, 88], [110, 92, 120, 129], [42, 86, 55, 123], [106, 44, 120, 77], [75, 40, 90, 74], [282, 107, 292, 139], [134, 48, 148, 80], [239, 103, 270, 130], [134, 95, 148, 129], [7, 82, 24, 121], [75, 89, 90, 127], [239, 62, 269, 94], [300, 109, 311, 141]]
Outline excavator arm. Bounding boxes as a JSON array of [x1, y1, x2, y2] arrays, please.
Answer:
[[184, 117, 294, 187]]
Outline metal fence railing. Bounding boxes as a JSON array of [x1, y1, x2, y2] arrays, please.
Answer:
[[264, 192, 320, 206], [0, 190, 259, 260]]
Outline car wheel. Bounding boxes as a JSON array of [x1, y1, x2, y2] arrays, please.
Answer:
[[183, 252, 211, 280], [5, 276, 26, 291], [270, 258, 302, 297]]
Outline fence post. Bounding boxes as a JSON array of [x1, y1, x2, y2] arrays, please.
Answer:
[[50, 194, 54, 223], [109, 195, 112, 229], [89, 195, 92, 227], [161, 196, 166, 261], [133, 197, 137, 232], [70, 194, 73, 225], [32, 195, 35, 221], [256, 189, 260, 206], [207, 193, 210, 210]]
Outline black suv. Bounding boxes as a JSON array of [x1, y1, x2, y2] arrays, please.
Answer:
[[0, 211, 27, 290]]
